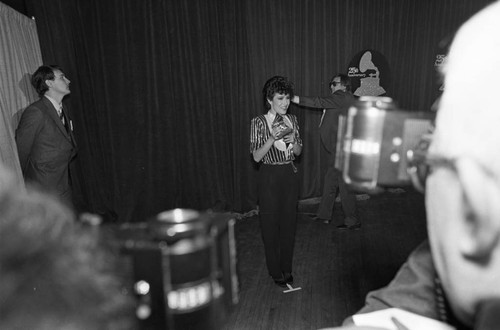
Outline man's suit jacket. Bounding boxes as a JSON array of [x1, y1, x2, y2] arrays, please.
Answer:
[[15, 97, 77, 201], [299, 90, 355, 154]]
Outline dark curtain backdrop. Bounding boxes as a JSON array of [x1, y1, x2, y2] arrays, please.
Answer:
[[25, 0, 493, 222]]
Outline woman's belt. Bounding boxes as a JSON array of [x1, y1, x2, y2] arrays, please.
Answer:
[[263, 161, 297, 173], [264, 161, 292, 165]]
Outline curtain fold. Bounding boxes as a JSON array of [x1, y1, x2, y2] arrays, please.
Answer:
[[0, 2, 41, 186], [25, 0, 493, 222]]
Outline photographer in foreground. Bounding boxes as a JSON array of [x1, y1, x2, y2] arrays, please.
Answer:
[[0, 163, 134, 329], [325, 1, 500, 329]]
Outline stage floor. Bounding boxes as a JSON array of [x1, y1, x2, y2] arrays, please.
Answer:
[[222, 188, 427, 329]]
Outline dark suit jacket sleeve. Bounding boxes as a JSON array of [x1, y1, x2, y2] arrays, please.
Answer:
[[342, 240, 440, 325], [15, 105, 44, 171], [298, 95, 345, 110]]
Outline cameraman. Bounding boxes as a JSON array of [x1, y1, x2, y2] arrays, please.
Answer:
[[326, 1, 500, 329]]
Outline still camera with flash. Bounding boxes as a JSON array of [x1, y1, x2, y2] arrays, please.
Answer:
[[337, 96, 435, 192]]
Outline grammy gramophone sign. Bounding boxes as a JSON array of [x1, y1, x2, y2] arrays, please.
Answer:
[[347, 49, 390, 97]]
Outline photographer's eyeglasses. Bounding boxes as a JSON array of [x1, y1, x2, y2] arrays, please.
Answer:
[[406, 134, 462, 194], [407, 152, 456, 193]]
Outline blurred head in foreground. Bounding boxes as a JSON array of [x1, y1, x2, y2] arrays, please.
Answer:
[[425, 1, 500, 326], [0, 164, 133, 329]]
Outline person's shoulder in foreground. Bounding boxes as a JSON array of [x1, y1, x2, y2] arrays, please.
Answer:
[[346, 241, 440, 321], [0, 163, 135, 329]]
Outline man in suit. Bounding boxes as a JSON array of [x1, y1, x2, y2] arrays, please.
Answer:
[[292, 74, 360, 229], [16, 65, 77, 207]]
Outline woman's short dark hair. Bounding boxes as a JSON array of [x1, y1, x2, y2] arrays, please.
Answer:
[[31, 65, 61, 97], [262, 76, 294, 110]]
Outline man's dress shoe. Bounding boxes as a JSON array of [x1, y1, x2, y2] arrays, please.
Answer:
[[337, 223, 361, 230], [309, 215, 330, 224]]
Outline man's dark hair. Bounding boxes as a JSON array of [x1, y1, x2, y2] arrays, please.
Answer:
[[262, 76, 294, 110], [329, 73, 351, 92], [31, 65, 62, 97]]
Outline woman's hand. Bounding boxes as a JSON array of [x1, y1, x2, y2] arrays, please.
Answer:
[[283, 132, 296, 145], [270, 130, 280, 141]]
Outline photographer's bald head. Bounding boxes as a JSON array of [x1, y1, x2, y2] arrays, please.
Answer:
[[425, 1, 500, 326]]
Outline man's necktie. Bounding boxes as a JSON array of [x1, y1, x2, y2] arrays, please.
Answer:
[[59, 107, 69, 132], [319, 109, 326, 127], [58, 108, 65, 124]]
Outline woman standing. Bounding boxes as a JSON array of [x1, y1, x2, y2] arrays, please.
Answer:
[[250, 76, 303, 287]]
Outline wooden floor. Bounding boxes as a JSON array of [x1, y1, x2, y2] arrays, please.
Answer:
[[222, 189, 427, 330]]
